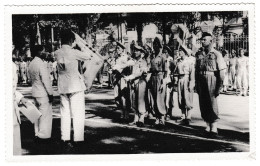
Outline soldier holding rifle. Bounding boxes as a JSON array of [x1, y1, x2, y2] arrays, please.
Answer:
[[112, 42, 135, 121], [124, 45, 148, 127], [148, 37, 167, 126], [175, 45, 195, 125]]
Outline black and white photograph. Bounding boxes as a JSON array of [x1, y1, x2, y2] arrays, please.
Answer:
[[3, 2, 256, 161]]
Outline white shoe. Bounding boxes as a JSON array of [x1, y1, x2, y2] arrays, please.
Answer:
[[211, 122, 218, 134], [205, 123, 210, 132], [154, 118, 159, 125]]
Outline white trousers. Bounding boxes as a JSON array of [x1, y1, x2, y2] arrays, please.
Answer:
[[60, 91, 85, 142], [13, 122, 21, 155], [34, 97, 53, 139]]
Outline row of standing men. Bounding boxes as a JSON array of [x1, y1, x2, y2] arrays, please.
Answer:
[[105, 32, 227, 136], [12, 31, 238, 155]]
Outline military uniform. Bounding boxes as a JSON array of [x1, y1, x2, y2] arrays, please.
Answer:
[[112, 53, 135, 119], [176, 55, 195, 121], [164, 54, 175, 119], [125, 57, 148, 125], [149, 52, 167, 125], [196, 48, 226, 124], [107, 56, 116, 86]]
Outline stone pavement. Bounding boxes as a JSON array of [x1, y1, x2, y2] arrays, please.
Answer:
[[16, 84, 250, 154]]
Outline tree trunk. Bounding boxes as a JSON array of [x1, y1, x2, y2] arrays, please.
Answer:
[[136, 22, 143, 46]]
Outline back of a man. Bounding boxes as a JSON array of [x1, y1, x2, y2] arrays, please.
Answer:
[[28, 45, 53, 140], [55, 46, 89, 94], [29, 57, 52, 98]]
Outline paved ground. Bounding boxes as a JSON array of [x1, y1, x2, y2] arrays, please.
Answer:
[[17, 83, 250, 155]]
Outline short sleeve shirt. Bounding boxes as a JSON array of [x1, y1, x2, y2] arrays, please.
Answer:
[[196, 48, 226, 72]]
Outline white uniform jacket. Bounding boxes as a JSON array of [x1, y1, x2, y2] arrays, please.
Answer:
[[29, 57, 53, 97], [54, 45, 92, 94]]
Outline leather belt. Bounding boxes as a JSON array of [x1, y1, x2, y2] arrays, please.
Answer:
[[199, 71, 216, 75]]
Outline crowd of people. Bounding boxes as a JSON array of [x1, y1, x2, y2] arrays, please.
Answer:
[[13, 54, 58, 86], [12, 29, 249, 155]]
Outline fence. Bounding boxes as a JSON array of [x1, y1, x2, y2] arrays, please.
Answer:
[[195, 34, 249, 54], [222, 34, 249, 54]]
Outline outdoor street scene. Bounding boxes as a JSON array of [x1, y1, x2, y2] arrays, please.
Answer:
[[12, 12, 250, 155]]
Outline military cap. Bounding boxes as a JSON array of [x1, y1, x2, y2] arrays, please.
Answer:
[[116, 42, 126, 49], [108, 48, 115, 53], [153, 37, 162, 48], [134, 45, 145, 53], [199, 32, 212, 40]]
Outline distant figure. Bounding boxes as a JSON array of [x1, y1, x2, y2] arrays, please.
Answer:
[[228, 49, 237, 91], [236, 48, 249, 96], [20, 58, 27, 84], [222, 50, 230, 92]]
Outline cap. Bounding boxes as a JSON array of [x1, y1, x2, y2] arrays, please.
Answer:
[[116, 42, 125, 49], [108, 48, 115, 53], [134, 45, 145, 53], [153, 37, 162, 48], [199, 32, 212, 40]]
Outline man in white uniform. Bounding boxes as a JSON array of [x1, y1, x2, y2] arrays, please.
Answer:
[[54, 30, 92, 150], [29, 45, 53, 141]]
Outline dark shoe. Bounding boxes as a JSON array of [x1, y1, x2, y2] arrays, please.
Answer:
[[129, 121, 137, 126], [186, 119, 192, 125], [179, 119, 187, 125], [34, 136, 51, 144], [62, 141, 74, 154], [136, 122, 144, 127]]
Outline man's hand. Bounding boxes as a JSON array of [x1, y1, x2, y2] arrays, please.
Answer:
[[20, 97, 28, 106], [188, 81, 195, 93], [48, 95, 53, 103]]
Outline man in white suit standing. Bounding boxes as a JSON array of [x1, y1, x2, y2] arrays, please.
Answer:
[[29, 45, 53, 141], [54, 30, 93, 150]]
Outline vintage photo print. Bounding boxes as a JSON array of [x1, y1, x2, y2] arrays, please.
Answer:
[[4, 3, 255, 161]]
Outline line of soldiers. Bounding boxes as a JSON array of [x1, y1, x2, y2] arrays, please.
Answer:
[[106, 32, 226, 135]]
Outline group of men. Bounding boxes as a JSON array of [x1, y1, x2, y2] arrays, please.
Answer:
[[105, 32, 226, 135], [222, 48, 249, 96], [13, 29, 99, 155], [13, 30, 227, 155]]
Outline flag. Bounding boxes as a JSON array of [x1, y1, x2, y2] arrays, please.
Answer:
[[35, 22, 41, 45], [73, 32, 104, 90]]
